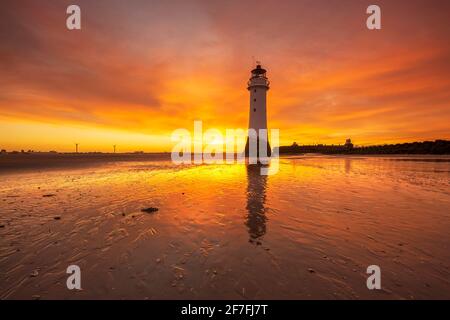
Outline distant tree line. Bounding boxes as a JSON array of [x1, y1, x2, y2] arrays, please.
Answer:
[[278, 140, 450, 155]]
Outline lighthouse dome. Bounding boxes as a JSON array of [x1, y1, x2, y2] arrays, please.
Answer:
[[251, 65, 267, 76]]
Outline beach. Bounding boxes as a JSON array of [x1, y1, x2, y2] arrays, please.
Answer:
[[1, 154, 449, 299]]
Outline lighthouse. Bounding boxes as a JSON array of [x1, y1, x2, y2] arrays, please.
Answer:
[[245, 64, 271, 158]]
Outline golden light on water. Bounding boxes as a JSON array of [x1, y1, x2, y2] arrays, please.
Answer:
[[1, 155, 450, 298]]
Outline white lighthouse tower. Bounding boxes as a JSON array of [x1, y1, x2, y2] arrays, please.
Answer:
[[245, 63, 271, 157]]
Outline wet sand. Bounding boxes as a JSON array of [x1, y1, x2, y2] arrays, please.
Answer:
[[0, 154, 450, 299], [0, 153, 170, 173]]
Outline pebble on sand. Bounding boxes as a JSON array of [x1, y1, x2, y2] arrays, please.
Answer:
[[307, 268, 316, 274], [43, 194, 56, 197], [54, 216, 61, 220], [141, 207, 159, 214], [30, 270, 39, 277]]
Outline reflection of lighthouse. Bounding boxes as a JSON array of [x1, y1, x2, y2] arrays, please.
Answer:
[[245, 164, 268, 244], [245, 64, 271, 157]]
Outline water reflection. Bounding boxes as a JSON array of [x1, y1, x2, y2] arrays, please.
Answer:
[[245, 164, 268, 245], [345, 158, 352, 174]]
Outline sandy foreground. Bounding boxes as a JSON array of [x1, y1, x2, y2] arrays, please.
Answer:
[[0, 154, 449, 299]]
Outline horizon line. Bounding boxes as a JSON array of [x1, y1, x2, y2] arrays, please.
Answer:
[[1, 139, 449, 154]]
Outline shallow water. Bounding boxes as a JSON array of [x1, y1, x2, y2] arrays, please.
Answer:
[[0, 155, 449, 299]]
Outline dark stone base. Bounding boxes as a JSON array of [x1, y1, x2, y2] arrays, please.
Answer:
[[245, 136, 272, 158]]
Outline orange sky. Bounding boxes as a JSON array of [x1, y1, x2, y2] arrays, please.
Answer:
[[1, 0, 449, 152]]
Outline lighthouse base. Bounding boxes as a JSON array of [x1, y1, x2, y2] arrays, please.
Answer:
[[245, 136, 272, 159]]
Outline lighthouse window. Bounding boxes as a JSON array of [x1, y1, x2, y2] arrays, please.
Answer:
[[254, 98, 256, 102], [254, 89, 256, 93], [254, 108, 256, 112]]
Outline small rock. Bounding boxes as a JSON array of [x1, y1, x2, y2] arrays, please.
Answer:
[[141, 207, 159, 214], [30, 270, 39, 277], [53, 216, 61, 220], [43, 194, 56, 197], [32, 295, 41, 300], [156, 258, 162, 263], [307, 268, 315, 274], [0, 224, 5, 228]]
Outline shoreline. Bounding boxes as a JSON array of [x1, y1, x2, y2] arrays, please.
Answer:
[[1, 153, 450, 175]]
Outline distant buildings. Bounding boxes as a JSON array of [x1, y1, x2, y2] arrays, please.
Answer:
[[278, 139, 450, 155], [344, 139, 354, 149]]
